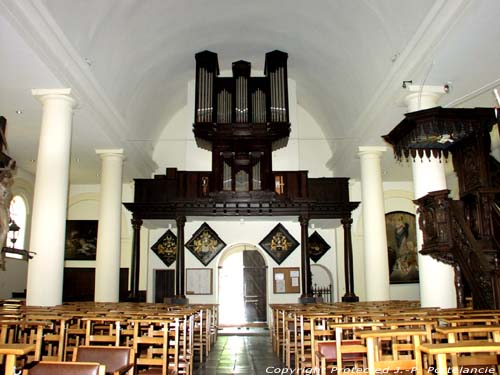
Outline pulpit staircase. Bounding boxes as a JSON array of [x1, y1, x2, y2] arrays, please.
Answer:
[[384, 107, 500, 309]]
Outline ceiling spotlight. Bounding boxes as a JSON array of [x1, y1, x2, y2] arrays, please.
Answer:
[[15, 110, 22, 115], [444, 82, 452, 93]]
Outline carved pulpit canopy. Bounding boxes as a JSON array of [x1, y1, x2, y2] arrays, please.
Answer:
[[382, 107, 497, 161]]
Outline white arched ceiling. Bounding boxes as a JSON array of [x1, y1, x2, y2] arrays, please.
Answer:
[[44, 0, 434, 143], [3, 0, 500, 182]]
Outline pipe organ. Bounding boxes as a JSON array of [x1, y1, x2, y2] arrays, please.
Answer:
[[194, 50, 289, 125], [192, 51, 292, 195]]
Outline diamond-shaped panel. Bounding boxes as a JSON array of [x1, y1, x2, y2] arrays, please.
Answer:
[[185, 223, 226, 266], [308, 231, 331, 263], [259, 223, 299, 265], [151, 229, 177, 267]]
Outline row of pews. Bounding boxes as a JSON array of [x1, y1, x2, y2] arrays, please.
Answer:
[[270, 301, 500, 375], [0, 300, 218, 375]]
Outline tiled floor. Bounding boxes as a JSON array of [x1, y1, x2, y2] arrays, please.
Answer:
[[193, 334, 284, 374]]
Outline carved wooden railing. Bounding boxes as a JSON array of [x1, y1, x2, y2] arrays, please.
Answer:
[[415, 190, 499, 309], [490, 199, 500, 250]]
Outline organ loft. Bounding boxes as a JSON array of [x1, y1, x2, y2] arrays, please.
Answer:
[[125, 51, 359, 303]]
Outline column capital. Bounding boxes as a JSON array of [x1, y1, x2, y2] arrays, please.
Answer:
[[358, 146, 388, 158], [299, 215, 309, 226], [403, 85, 447, 112], [96, 149, 125, 160], [32, 88, 77, 108], [176, 216, 187, 226], [131, 217, 143, 229]]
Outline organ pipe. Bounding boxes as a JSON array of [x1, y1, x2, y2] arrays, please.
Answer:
[[195, 50, 288, 125]]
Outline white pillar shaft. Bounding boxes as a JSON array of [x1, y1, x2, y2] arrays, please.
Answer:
[[94, 150, 124, 302], [406, 86, 456, 308], [359, 146, 390, 301], [27, 89, 76, 306]]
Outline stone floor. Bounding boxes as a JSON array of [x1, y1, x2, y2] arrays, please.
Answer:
[[192, 334, 284, 375]]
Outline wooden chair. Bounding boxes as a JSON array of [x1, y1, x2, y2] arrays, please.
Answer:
[[132, 318, 179, 375], [73, 346, 134, 375], [358, 328, 428, 375], [24, 361, 105, 375], [433, 324, 500, 371], [84, 318, 122, 346], [192, 308, 210, 363], [64, 313, 88, 360], [333, 322, 383, 372]]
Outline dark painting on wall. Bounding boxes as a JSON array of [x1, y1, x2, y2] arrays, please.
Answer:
[[185, 223, 226, 266], [151, 229, 177, 267], [259, 223, 299, 265], [386, 211, 419, 284], [65, 220, 98, 260], [308, 231, 331, 263]]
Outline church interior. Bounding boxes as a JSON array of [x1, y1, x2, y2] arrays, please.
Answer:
[[2, 1, 500, 374]]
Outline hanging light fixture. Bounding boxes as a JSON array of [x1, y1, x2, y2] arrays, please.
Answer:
[[1, 220, 35, 268]]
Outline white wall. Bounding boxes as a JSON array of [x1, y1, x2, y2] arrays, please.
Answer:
[[145, 217, 340, 322], [65, 183, 146, 291]]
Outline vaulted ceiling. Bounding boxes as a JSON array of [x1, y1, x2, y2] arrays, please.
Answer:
[[1, 0, 499, 184]]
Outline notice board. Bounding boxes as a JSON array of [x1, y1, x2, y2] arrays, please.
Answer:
[[186, 268, 213, 295], [273, 267, 300, 294]]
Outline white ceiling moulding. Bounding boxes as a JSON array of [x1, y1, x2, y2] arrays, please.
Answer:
[[329, 0, 473, 176], [0, 0, 157, 179]]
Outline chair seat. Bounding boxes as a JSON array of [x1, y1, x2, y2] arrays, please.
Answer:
[[73, 346, 133, 375], [26, 361, 105, 375]]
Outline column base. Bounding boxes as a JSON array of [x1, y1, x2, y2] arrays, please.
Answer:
[[298, 295, 316, 304], [341, 293, 359, 302], [172, 296, 189, 305]]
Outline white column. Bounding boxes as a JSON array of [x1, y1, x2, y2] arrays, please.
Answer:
[[27, 88, 76, 306], [94, 149, 125, 302], [359, 146, 390, 301], [405, 85, 456, 308]]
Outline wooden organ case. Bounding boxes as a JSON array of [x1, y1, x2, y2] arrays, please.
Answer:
[[193, 50, 291, 199]]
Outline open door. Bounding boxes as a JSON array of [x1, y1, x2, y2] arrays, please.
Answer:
[[243, 250, 267, 322]]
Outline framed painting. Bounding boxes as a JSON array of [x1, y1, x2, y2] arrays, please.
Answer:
[[259, 223, 299, 265], [65, 220, 98, 260], [385, 211, 419, 284], [185, 223, 226, 266], [151, 229, 177, 267], [308, 231, 331, 263]]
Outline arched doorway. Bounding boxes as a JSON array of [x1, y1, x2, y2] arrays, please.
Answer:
[[311, 263, 334, 302], [218, 244, 267, 326]]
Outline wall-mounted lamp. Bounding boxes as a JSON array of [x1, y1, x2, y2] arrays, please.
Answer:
[[1, 220, 35, 268]]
